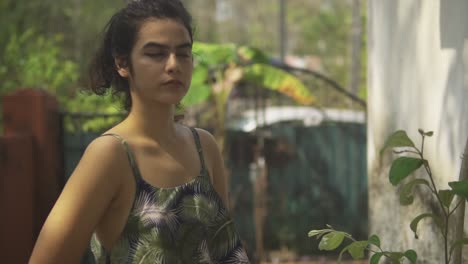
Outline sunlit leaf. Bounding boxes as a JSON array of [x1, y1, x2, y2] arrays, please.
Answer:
[[193, 42, 237, 65], [399, 179, 430, 205], [449, 180, 468, 201], [182, 66, 211, 106], [380, 130, 416, 156], [348, 241, 368, 259], [243, 63, 315, 105], [237, 45, 269, 63], [318, 231, 345, 251], [337, 241, 367, 263], [308, 229, 332, 238], [389, 157, 424, 186]]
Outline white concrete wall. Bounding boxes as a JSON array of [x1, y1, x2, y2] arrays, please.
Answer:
[[368, 0, 468, 262]]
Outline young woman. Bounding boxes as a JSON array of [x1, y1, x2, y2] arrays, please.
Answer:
[[29, 0, 250, 263]]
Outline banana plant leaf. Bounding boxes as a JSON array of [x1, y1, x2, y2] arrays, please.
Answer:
[[192, 42, 237, 66], [242, 63, 315, 105], [181, 65, 211, 106], [185, 42, 315, 107]]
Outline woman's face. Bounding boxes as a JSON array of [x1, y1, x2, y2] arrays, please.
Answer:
[[118, 18, 193, 107]]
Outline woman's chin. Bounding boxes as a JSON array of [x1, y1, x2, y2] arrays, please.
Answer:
[[158, 96, 186, 106]]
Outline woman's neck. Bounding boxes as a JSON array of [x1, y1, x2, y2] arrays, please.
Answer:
[[125, 101, 179, 143]]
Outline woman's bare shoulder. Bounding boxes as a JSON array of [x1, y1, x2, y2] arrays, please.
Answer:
[[192, 128, 218, 151], [79, 135, 131, 178]]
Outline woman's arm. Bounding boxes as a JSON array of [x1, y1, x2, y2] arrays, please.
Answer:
[[195, 128, 229, 208], [29, 137, 128, 264]]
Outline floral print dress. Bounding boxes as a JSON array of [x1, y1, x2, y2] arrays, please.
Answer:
[[88, 128, 250, 264]]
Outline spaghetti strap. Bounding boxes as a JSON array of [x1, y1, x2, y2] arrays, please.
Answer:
[[189, 128, 208, 175], [100, 133, 142, 182]]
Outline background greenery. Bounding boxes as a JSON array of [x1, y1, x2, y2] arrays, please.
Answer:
[[0, 0, 366, 115]]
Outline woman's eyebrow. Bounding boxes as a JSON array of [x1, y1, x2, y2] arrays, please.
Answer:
[[142, 42, 192, 49]]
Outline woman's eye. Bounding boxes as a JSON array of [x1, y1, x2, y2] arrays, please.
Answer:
[[177, 52, 192, 58], [146, 53, 166, 58]]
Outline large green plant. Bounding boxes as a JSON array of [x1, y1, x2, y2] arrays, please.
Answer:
[[308, 129, 468, 263], [182, 42, 315, 150]]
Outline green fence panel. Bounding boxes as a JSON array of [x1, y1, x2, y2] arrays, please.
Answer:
[[227, 122, 367, 255]]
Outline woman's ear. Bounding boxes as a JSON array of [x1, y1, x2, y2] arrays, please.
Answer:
[[115, 57, 130, 78]]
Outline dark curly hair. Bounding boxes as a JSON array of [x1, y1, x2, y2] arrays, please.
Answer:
[[88, 0, 193, 111]]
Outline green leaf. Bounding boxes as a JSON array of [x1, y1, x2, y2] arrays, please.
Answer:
[[348, 241, 368, 259], [318, 231, 345, 251], [308, 229, 331, 238], [380, 130, 416, 156], [388, 252, 404, 262], [242, 63, 315, 105], [389, 157, 424, 186], [370, 252, 384, 264], [438, 189, 455, 208], [449, 180, 468, 201], [418, 129, 434, 137], [182, 66, 211, 106], [337, 241, 368, 263], [449, 238, 468, 256], [410, 213, 443, 239], [236, 45, 269, 63], [399, 179, 431, 205], [368, 234, 381, 247], [404, 250, 417, 263], [192, 42, 237, 65]]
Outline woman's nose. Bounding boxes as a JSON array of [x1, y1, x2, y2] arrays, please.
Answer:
[[165, 53, 180, 73]]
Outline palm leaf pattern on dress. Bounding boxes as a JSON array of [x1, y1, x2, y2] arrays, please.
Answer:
[[208, 218, 240, 260], [178, 194, 219, 225], [89, 129, 250, 263], [225, 247, 251, 263], [90, 177, 249, 263], [130, 231, 167, 264], [197, 240, 215, 264], [136, 190, 180, 230]]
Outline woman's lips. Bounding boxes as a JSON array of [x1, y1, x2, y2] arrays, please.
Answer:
[[163, 79, 184, 87]]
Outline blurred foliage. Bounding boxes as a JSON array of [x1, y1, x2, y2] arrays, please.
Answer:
[[0, 28, 79, 97], [184, 0, 368, 105], [0, 0, 365, 133], [62, 91, 124, 132], [0, 0, 123, 133]]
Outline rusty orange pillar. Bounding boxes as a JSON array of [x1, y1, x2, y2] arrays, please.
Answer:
[[1, 88, 63, 262]]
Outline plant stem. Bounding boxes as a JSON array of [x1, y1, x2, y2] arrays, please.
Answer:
[[444, 214, 450, 264], [421, 135, 425, 156], [419, 135, 449, 263]]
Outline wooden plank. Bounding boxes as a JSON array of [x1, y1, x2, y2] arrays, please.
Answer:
[[0, 135, 35, 263]]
